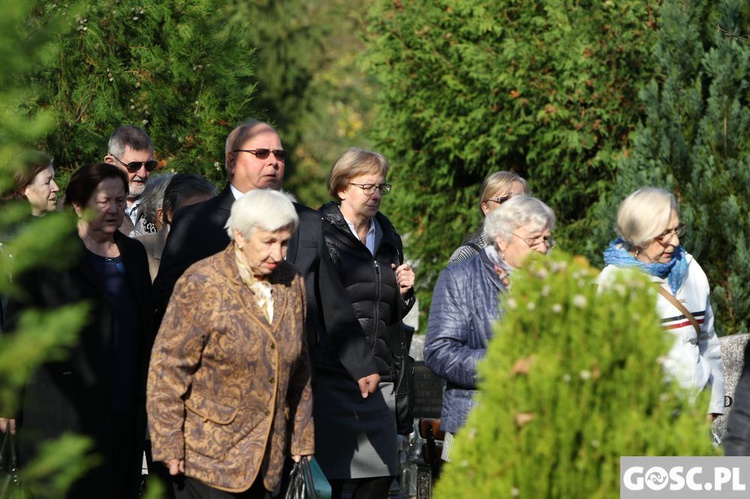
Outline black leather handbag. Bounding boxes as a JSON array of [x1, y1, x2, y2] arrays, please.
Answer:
[[387, 316, 415, 436]]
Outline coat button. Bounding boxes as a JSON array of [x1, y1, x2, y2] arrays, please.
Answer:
[[269, 377, 275, 384], [265, 410, 270, 416], [270, 343, 276, 350]]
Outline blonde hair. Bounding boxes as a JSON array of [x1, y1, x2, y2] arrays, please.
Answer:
[[479, 171, 527, 214], [616, 187, 677, 249], [327, 147, 389, 200]]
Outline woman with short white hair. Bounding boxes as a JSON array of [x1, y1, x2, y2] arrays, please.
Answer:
[[598, 187, 724, 418], [425, 195, 555, 462], [148, 189, 314, 499]]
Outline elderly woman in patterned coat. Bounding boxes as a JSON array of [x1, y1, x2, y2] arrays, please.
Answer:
[[147, 189, 314, 499]]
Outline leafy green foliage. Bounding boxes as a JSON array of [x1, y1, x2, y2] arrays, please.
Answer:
[[224, 0, 377, 207], [28, 0, 258, 185], [21, 434, 99, 499], [1, 209, 81, 280], [0, 1, 100, 493], [364, 0, 659, 313], [0, 303, 89, 415], [434, 253, 715, 498]]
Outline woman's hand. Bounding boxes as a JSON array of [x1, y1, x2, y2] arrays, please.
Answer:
[[292, 455, 313, 462], [0, 418, 16, 435], [357, 373, 381, 398], [167, 458, 185, 476], [392, 263, 415, 295]]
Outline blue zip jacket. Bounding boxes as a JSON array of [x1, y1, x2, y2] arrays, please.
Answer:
[[424, 249, 505, 434]]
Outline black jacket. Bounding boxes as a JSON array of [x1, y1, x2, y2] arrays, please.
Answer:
[[153, 185, 235, 324], [316, 202, 414, 382], [5, 230, 153, 498]]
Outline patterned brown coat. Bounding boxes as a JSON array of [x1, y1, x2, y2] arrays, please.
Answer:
[[147, 245, 314, 493]]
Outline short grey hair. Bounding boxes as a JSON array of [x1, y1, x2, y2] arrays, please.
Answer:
[[162, 173, 218, 225], [107, 125, 153, 157], [225, 189, 298, 240], [484, 195, 556, 246], [616, 187, 677, 249], [137, 173, 174, 226]]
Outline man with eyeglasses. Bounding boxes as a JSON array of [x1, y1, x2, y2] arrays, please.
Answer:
[[104, 125, 158, 236], [153, 119, 328, 333]]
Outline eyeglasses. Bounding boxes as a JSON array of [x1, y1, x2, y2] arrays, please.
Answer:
[[654, 223, 686, 244], [233, 148, 287, 161], [110, 153, 158, 173], [512, 232, 556, 249], [350, 183, 392, 195], [485, 194, 513, 206]]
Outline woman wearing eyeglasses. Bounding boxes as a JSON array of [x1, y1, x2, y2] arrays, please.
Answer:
[[314, 147, 415, 499], [425, 195, 555, 462], [597, 187, 724, 419], [448, 171, 527, 264]]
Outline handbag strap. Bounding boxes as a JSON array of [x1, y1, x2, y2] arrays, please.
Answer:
[[656, 285, 701, 340]]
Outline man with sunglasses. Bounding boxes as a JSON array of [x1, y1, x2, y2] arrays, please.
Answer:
[[104, 125, 158, 236], [153, 119, 327, 332]]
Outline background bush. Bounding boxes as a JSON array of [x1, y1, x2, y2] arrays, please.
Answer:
[[363, 0, 750, 336], [433, 253, 716, 498]]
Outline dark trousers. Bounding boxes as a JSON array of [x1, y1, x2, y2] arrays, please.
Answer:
[[111, 412, 142, 499], [329, 477, 393, 499], [173, 475, 271, 499]]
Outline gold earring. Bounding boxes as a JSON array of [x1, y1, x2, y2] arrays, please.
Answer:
[[634, 248, 639, 258]]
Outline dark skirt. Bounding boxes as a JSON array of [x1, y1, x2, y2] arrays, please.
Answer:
[[313, 371, 398, 480], [173, 475, 270, 499]]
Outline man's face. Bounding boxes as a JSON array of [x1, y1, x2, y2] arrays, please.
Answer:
[[227, 127, 285, 193], [107, 147, 154, 200]]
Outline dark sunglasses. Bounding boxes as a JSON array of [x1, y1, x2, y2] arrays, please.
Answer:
[[485, 194, 512, 206], [233, 148, 287, 161], [110, 153, 158, 173]]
